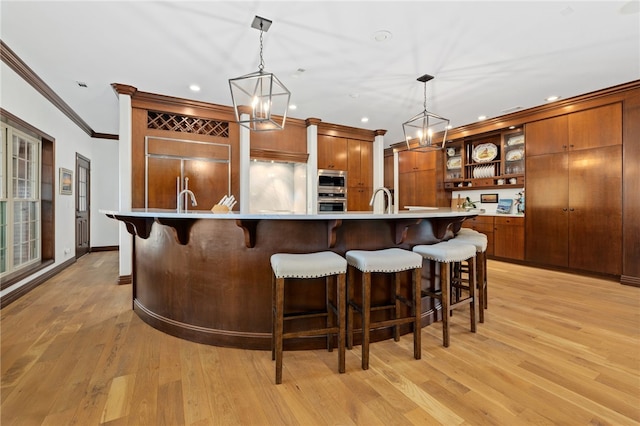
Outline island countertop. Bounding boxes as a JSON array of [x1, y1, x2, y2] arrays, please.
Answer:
[[101, 207, 480, 220], [105, 208, 478, 350]]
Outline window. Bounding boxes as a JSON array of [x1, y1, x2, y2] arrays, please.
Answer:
[[1, 123, 41, 276]]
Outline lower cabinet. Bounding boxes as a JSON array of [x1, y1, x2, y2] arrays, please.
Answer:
[[462, 215, 525, 260], [462, 216, 494, 256], [347, 187, 372, 212], [494, 216, 525, 260]]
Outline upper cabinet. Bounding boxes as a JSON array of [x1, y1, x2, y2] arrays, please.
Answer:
[[527, 103, 622, 156], [443, 129, 525, 189], [317, 135, 348, 170]]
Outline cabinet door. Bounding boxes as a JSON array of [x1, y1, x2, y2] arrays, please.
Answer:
[[525, 153, 569, 267], [398, 151, 416, 174], [494, 217, 524, 260], [398, 172, 416, 209], [525, 115, 568, 157], [568, 103, 622, 151], [347, 139, 372, 187], [413, 169, 437, 206], [415, 151, 436, 171], [347, 187, 371, 212], [184, 160, 229, 211], [462, 216, 495, 256], [384, 154, 394, 189], [318, 135, 347, 170], [147, 157, 182, 209], [568, 145, 622, 274]]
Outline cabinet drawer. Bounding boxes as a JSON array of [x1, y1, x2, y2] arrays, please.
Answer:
[[463, 216, 493, 226], [494, 216, 524, 226]]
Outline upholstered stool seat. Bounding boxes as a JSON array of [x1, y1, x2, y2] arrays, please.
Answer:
[[449, 230, 489, 319], [345, 248, 423, 370], [412, 242, 477, 347], [271, 251, 347, 384]]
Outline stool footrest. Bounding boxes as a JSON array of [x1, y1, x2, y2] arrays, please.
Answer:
[[283, 326, 340, 340], [283, 310, 331, 321], [370, 317, 416, 330]]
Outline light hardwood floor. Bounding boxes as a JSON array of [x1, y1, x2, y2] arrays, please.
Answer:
[[1, 251, 639, 425]]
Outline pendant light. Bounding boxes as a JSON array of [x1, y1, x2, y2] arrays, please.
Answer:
[[403, 74, 449, 151], [229, 16, 291, 131]]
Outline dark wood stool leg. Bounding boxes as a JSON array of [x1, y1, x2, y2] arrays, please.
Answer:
[[394, 271, 401, 342], [337, 272, 346, 374], [326, 276, 334, 352], [441, 261, 450, 348], [413, 267, 422, 360], [468, 257, 477, 333], [271, 273, 276, 361], [361, 271, 371, 370], [476, 251, 485, 323], [347, 265, 354, 350], [274, 276, 285, 384]]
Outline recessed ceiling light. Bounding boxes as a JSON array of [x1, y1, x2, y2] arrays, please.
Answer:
[[189, 84, 201, 92], [289, 104, 297, 110], [349, 93, 360, 99], [478, 115, 487, 121], [373, 30, 392, 42], [361, 117, 369, 123], [545, 95, 560, 102]]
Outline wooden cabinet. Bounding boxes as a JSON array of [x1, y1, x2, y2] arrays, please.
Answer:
[[494, 216, 524, 260], [462, 215, 525, 259], [443, 129, 525, 190], [317, 135, 347, 170], [398, 150, 437, 208], [525, 103, 623, 275], [346, 139, 373, 211], [384, 153, 394, 189], [461, 216, 494, 256]]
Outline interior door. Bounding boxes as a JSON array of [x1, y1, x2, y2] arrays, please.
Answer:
[[75, 154, 90, 258]]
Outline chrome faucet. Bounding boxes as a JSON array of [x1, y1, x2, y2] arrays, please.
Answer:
[[369, 187, 392, 214], [177, 177, 198, 213]]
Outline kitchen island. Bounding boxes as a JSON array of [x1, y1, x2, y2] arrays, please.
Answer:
[[105, 209, 477, 350]]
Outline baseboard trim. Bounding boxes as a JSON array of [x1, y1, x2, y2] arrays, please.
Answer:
[[1, 257, 76, 308], [118, 275, 132, 285], [91, 245, 119, 252], [620, 275, 640, 287]]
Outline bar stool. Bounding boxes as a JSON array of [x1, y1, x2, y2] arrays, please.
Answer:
[[270, 251, 347, 384], [345, 248, 423, 370], [450, 230, 489, 316], [412, 242, 477, 347]]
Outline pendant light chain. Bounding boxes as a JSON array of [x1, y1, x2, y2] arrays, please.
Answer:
[[258, 24, 265, 72], [423, 81, 428, 112]]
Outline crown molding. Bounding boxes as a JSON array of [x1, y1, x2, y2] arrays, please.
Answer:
[[1, 39, 118, 140]]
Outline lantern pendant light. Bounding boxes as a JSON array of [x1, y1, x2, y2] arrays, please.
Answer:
[[229, 16, 291, 131], [403, 74, 449, 151]]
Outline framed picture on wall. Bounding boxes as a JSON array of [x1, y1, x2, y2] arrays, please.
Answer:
[[59, 168, 73, 195]]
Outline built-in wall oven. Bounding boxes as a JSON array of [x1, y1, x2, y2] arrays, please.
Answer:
[[318, 169, 347, 212]]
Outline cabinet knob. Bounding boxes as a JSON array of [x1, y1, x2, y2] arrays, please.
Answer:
[[569, 208, 575, 212], [562, 208, 568, 212]]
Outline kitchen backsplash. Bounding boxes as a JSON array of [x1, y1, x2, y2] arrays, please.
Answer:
[[249, 161, 307, 213]]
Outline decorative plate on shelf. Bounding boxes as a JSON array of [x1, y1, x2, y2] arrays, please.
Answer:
[[447, 147, 456, 157], [507, 135, 525, 146], [506, 147, 524, 161], [472, 143, 498, 163], [446, 156, 461, 169]]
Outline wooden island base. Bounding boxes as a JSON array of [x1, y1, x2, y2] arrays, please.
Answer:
[[109, 210, 475, 350]]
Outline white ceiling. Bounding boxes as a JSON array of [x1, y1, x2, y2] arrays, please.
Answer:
[[1, 1, 638, 146]]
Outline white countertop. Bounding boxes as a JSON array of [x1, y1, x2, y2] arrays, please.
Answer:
[[100, 207, 480, 220]]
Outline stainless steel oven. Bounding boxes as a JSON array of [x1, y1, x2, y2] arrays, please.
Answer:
[[318, 169, 347, 212]]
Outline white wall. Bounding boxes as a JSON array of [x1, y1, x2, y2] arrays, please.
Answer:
[[0, 62, 119, 297], [91, 138, 120, 247]]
